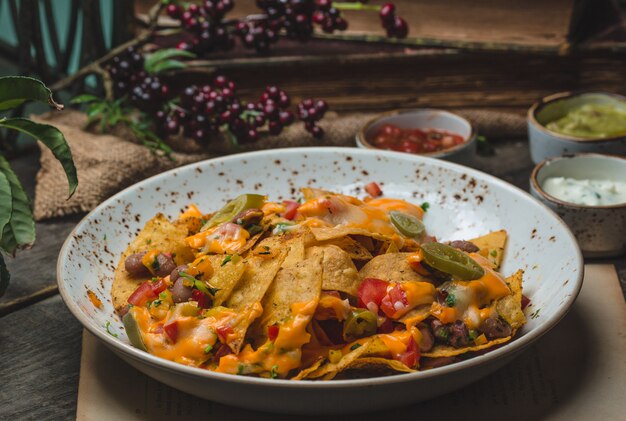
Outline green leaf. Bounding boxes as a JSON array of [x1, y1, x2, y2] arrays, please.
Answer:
[[0, 170, 12, 237], [144, 48, 195, 74], [0, 76, 63, 111], [0, 118, 78, 197], [0, 252, 9, 297], [0, 156, 35, 254], [151, 60, 187, 74], [70, 94, 101, 104]]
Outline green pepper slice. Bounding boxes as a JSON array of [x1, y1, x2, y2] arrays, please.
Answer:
[[342, 309, 378, 342], [420, 242, 485, 280], [123, 310, 148, 352], [389, 210, 425, 238], [202, 194, 266, 231]]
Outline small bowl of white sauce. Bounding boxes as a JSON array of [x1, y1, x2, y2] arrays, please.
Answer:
[[530, 153, 626, 257]]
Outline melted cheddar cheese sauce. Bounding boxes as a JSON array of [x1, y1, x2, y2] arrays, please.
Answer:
[[216, 301, 317, 377], [185, 223, 250, 254], [296, 194, 423, 238]]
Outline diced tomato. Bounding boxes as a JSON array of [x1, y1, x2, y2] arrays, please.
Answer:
[[521, 294, 531, 310], [127, 281, 158, 306], [151, 278, 168, 294], [216, 325, 233, 342], [283, 200, 300, 220], [395, 336, 419, 368], [380, 284, 409, 318], [364, 182, 383, 198], [377, 317, 394, 333], [164, 321, 179, 343], [268, 325, 279, 341], [192, 289, 211, 309], [357, 278, 389, 310]]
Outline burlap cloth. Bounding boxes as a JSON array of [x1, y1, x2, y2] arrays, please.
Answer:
[[33, 109, 525, 220]]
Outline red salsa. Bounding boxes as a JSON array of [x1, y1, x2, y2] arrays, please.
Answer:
[[372, 124, 465, 154]]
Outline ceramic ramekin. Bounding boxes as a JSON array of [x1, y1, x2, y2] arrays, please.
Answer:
[[356, 109, 476, 165], [528, 91, 626, 164], [530, 153, 626, 257]]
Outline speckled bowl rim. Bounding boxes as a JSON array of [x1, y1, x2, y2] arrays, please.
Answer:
[[530, 153, 626, 210], [356, 109, 477, 157], [528, 91, 626, 143], [57, 147, 583, 391]]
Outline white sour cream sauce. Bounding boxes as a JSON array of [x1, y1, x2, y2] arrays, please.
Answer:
[[542, 177, 626, 206]]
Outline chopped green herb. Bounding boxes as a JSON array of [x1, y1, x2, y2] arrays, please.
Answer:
[[105, 321, 118, 338], [151, 258, 160, 272], [221, 255, 232, 266], [350, 343, 362, 351], [530, 309, 541, 319], [273, 222, 294, 234], [151, 277, 159, 283], [445, 293, 456, 307], [103, 234, 107, 241], [204, 344, 213, 354], [435, 327, 450, 342], [477, 135, 495, 156], [237, 364, 245, 375], [158, 291, 168, 300], [150, 299, 162, 308], [146, 238, 152, 244], [270, 364, 279, 379], [468, 330, 478, 341], [490, 250, 498, 257], [421, 202, 430, 212], [208, 286, 220, 296]]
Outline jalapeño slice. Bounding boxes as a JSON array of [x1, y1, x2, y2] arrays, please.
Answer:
[[201, 194, 265, 231], [389, 210, 425, 238], [420, 242, 485, 280], [342, 309, 378, 342]]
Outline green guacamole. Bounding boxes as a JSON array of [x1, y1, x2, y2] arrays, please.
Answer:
[[546, 103, 626, 138]]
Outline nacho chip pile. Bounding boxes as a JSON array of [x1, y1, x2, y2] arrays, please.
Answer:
[[112, 189, 526, 380]]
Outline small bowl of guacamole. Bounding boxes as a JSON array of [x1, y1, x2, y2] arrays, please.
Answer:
[[528, 91, 626, 164]]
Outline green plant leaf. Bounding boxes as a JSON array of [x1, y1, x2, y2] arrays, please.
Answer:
[[0, 155, 35, 254], [0, 170, 12, 236], [0, 118, 78, 197], [0, 76, 63, 111], [0, 252, 9, 297], [151, 60, 187, 74], [144, 48, 195, 74], [70, 94, 101, 104]]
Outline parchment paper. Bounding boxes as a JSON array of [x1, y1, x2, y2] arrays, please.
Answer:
[[77, 264, 626, 420]]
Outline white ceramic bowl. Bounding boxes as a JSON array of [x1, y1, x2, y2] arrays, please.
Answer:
[[57, 147, 583, 414], [528, 91, 626, 164], [530, 153, 626, 257], [356, 109, 476, 165]]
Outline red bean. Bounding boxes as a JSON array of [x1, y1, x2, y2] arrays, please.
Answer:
[[124, 252, 149, 277]]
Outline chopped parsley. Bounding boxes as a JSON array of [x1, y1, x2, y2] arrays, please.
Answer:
[[530, 309, 541, 319], [208, 286, 220, 296], [221, 255, 232, 266], [421, 202, 430, 212], [247, 224, 263, 235], [103, 234, 107, 241], [270, 364, 279, 379], [258, 245, 271, 255], [490, 249, 498, 257], [445, 293, 456, 307], [146, 238, 152, 244], [350, 343, 362, 351], [204, 344, 213, 354], [105, 321, 118, 338], [273, 222, 294, 235], [158, 291, 168, 300], [151, 277, 159, 283], [468, 330, 478, 341], [151, 257, 160, 272], [237, 364, 245, 375]]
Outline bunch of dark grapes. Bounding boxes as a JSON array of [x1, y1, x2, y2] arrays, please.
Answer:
[[379, 2, 408, 38], [312, 0, 348, 33], [297, 98, 328, 138], [104, 47, 170, 112], [257, 85, 294, 135], [166, 1, 235, 53]]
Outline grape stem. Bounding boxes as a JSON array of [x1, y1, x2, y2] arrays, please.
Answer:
[[333, 2, 380, 12]]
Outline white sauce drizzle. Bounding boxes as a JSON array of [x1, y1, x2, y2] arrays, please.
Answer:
[[542, 177, 626, 206]]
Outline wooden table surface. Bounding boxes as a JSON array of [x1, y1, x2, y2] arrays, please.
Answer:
[[0, 141, 624, 419]]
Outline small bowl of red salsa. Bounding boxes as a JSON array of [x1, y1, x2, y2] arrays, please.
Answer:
[[356, 109, 476, 164]]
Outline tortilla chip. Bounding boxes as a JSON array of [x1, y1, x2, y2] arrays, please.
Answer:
[[421, 336, 512, 358], [470, 230, 507, 269], [291, 358, 325, 380], [306, 245, 360, 296], [358, 252, 430, 284], [311, 226, 392, 243], [225, 251, 287, 311], [494, 269, 526, 330], [112, 214, 195, 313], [399, 304, 432, 326], [257, 248, 324, 330], [341, 357, 415, 377], [316, 236, 373, 261], [302, 339, 375, 380], [300, 187, 333, 201], [209, 257, 247, 307]]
